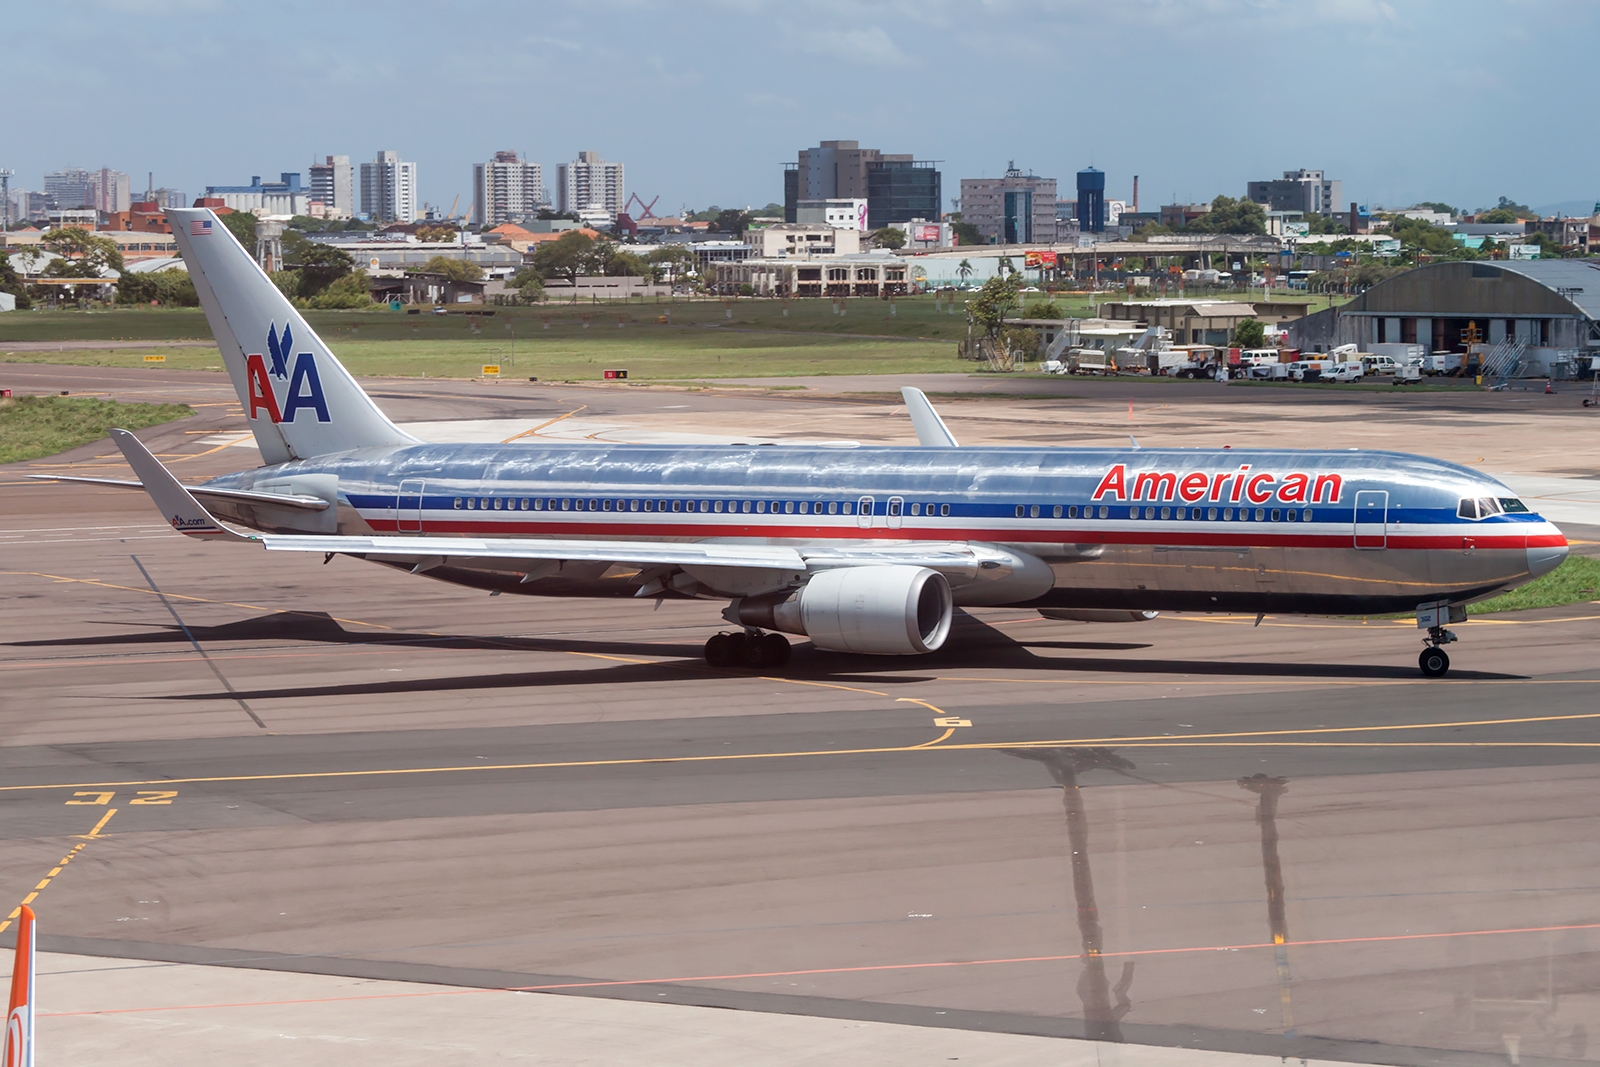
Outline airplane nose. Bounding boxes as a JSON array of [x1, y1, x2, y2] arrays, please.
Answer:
[[1527, 539, 1568, 579]]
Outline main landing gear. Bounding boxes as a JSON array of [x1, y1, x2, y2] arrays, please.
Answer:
[[705, 629, 792, 670], [1418, 625, 1458, 678]]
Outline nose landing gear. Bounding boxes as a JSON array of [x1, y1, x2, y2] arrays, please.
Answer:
[[704, 629, 791, 670], [1418, 625, 1458, 678]]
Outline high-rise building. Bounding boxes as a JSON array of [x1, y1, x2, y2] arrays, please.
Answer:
[[473, 151, 546, 227], [959, 163, 1057, 245], [43, 168, 94, 209], [309, 155, 354, 217], [87, 168, 131, 214], [1076, 167, 1106, 234], [360, 150, 419, 223], [1247, 169, 1342, 216], [783, 140, 940, 231], [557, 150, 623, 216]]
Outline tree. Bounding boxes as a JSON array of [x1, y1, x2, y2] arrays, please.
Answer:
[[644, 245, 695, 285], [1186, 195, 1266, 235], [869, 226, 906, 250], [308, 272, 374, 309], [966, 273, 1022, 338], [42, 227, 124, 277], [508, 267, 546, 303], [1304, 213, 1349, 235], [709, 208, 752, 236], [0, 255, 32, 309], [1415, 202, 1455, 215], [219, 210, 257, 249], [416, 224, 456, 243], [949, 214, 985, 247], [1232, 318, 1266, 348], [286, 237, 356, 295], [956, 259, 974, 284], [1024, 299, 1063, 319], [530, 230, 595, 284], [420, 255, 484, 282]]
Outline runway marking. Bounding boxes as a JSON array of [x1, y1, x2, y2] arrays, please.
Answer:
[[761, 677, 888, 697], [0, 810, 113, 936], [5, 707, 1598, 794], [37, 919, 1600, 1018], [502, 405, 588, 442], [895, 698, 971, 747]]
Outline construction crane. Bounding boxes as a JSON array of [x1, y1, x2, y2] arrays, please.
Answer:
[[448, 194, 460, 220], [624, 193, 660, 220]]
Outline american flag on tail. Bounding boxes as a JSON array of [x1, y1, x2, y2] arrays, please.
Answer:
[[189, 219, 212, 236]]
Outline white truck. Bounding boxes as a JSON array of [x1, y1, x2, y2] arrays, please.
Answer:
[[1326, 362, 1365, 383]]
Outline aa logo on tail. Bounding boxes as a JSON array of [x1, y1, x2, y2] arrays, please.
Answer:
[[245, 323, 331, 424]]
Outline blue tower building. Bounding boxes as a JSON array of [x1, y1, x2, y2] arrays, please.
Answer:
[[1076, 167, 1105, 234]]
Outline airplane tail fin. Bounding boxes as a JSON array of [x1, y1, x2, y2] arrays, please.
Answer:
[[4, 904, 35, 1067], [166, 207, 416, 463]]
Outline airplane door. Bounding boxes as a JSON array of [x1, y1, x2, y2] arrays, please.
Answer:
[[1353, 489, 1387, 549], [397, 478, 425, 533], [857, 496, 874, 529], [886, 496, 904, 529]]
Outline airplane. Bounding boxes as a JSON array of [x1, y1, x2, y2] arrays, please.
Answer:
[[4, 905, 34, 1067], [37, 208, 1568, 678]]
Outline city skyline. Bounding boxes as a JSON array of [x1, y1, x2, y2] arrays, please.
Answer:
[[5, 0, 1597, 220]]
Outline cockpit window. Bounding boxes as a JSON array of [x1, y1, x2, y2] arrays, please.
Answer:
[[1499, 497, 1529, 513], [1458, 497, 1509, 520]]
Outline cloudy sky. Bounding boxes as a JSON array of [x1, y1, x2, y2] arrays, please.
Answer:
[[10, 0, 1597, 217]]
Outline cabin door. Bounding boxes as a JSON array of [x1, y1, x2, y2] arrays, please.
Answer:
[[397, 478, 425, 533], [1353, 490, 1388, 549]]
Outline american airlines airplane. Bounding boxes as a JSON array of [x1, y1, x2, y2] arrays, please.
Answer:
[[42, 208, 1568, 678]]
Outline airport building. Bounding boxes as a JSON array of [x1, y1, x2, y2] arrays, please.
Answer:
[[1308, 260, 1600, 376], [712, 253, 913, 298]]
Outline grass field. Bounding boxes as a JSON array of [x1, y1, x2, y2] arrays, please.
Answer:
[[0, 291, 1348, 382], [0, 395, 194, 464], [1468, 555, 1600, 615]]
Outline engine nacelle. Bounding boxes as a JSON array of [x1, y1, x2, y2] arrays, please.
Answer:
[[734, 566, 952, 654], [1038, 608, 1159, 623]]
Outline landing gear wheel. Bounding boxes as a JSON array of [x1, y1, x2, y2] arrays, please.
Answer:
[[1418, 647, 1450, 678], [705, 632, 740, 668], [759, 632, 791, 668]]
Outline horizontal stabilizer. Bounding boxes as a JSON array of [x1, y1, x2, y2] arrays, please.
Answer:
[[901, 387, 959, 448], [26, 473, 329, 511], [107, 429, 252, 541]]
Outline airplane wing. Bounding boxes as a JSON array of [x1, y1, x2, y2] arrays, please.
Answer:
[[106, 428, 993, 579], [4, 904, 35, 1067], [26, 474, 330, 511]]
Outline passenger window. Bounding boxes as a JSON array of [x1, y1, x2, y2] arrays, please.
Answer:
[[1223, 508, 1234, 520], [1015, 505, 1025, 518], [642, 499, 652, 512], [1207, 507, 1218, 520], [467, 498, 477, 510], [844, 502, 854, 515], [785, 501, 795, 514], [756, 501, 766, 513], [454, 498, 463, 509], [1068, 505, 1079, 518], [521, 499, 530, 510], [1029, 504, 1039, 518], [1285, 509, 1295, 521], [713, 500, 723, 513], [1161, 507, 1170, 520], [910, 502, 922, 516], [1457, 499, 1478, 520], [1098, 506, 1108, 518], [1176, 507, 1186, 519], [1145, 507, 1155, 519], [1271, 509, 1281, 521], [671, 500, 682, 512], [830, 501, 840, 515], [800, 501, 810, 514], [1053, 505, 1063, 518], [561, 498, 571, 510], [1256, 509, 1265, 521], [1303, 509, 1313, 522], [941, 504, 950, 517]]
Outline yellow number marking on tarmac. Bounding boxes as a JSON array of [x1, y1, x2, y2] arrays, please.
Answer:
[[0, 797, 148, 935], [65, 791, 114, 805]]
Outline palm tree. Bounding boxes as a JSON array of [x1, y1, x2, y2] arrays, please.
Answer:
[[956, 259, 973, 285]]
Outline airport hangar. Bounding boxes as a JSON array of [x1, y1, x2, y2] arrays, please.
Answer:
[[1295, 259, 1600, 374]]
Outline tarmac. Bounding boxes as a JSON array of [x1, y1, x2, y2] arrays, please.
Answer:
[[4, 364, 1600, 1066]]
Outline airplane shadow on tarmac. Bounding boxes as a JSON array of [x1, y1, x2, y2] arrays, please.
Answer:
[[7, 608, 1522, 704]]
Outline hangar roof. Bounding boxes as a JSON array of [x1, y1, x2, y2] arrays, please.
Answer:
[[1348, 260, 1600, 321]]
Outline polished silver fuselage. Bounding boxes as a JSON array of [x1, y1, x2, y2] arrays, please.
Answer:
[[197, 443, 1567, 615]]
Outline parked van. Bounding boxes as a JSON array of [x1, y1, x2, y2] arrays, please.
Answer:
[[1289, 360, 1331, 382], [1327, 362, 1365, 383]]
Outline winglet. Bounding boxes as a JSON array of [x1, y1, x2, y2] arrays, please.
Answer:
[[108, 429, 252, 542], [900, 387, 959, 448], [4, 904, 35, 1067]]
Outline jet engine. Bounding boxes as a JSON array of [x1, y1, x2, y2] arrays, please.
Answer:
[[732, 565, 953, 654], [1038, 608, 1159, 623]]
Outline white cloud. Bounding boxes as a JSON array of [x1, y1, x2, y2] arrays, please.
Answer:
[[797, 25, 909, 66]]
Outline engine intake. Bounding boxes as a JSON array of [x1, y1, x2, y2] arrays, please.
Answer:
[[734, 565, 953, 654]]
